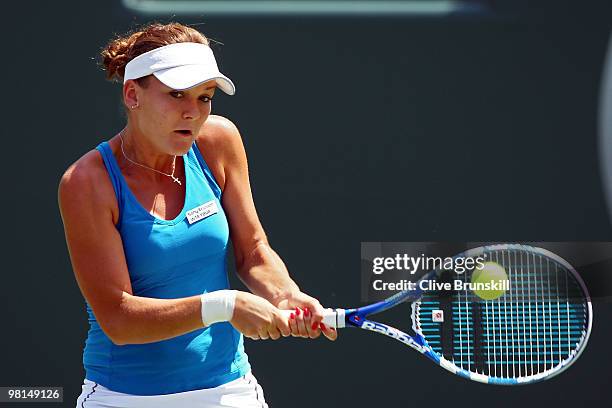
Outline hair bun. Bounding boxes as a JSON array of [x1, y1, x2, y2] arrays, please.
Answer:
[[99, 23, 208, 83]]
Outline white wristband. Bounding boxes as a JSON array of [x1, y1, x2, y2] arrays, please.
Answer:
[[200, 290, 237, 327]]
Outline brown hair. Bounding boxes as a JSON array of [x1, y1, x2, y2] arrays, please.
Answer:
[[100, 22, 210, 86]]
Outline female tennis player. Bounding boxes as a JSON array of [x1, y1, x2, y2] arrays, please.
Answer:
[[58, 22, 336, 408]]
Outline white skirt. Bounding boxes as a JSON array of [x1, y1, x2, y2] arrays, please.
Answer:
[[75, 372, 268, 408]]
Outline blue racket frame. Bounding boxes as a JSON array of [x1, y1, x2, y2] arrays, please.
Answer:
[[339, 270, 487, 381]]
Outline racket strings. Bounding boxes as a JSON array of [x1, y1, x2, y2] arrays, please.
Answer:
[[480, 250, 586, 377], [417, 248, 589, 380]]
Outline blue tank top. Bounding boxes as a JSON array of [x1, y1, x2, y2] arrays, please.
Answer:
[[82, 141, 250, 395]]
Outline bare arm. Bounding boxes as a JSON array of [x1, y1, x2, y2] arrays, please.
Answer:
[[238, 241, 300, 305], [207, 118, 299, 303], [205, 116, 336, 340], [58, 151, 207, 345]]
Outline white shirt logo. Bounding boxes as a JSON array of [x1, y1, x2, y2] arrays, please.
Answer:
[[186, 200, 219, 224]]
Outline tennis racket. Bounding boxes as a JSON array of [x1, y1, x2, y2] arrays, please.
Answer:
[[284, 244, 592, 385]]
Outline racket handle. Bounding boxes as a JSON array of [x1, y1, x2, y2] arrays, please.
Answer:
[[279, 308, 345, 329]]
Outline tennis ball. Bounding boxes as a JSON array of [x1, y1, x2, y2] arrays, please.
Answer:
[[471, 261, 508, 301]]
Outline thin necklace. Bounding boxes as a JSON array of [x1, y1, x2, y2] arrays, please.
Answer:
[[119, 129, 182, 185]]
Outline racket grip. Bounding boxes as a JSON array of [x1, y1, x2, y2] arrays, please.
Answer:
[[279, 308, 344, 329]]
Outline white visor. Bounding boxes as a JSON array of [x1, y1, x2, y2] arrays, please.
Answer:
[[123, 42, 235, 95]]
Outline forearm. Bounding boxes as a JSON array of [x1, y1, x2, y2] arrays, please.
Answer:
[[237, 242, 300, 306], [109, 293, 204, 345]]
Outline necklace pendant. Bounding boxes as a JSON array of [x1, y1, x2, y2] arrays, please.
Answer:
[[171, 176, 182, 185]]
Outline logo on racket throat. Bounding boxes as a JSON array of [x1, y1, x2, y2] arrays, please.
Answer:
[[361, 321, 426, 352], [432, 310, 444, 322]]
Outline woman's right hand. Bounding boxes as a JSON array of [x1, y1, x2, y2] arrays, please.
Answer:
[[230, 292, 291, 340]]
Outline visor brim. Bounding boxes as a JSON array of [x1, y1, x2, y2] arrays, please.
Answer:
[[153, 65, 235, 95]]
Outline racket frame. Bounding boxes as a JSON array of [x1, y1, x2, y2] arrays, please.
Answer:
[[318, 244, 593, 385]]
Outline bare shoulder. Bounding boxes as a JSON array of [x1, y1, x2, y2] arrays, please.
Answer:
[[58, 148, 118, 224], [195, 115, 248, 191], [196, 114, 244, 153]]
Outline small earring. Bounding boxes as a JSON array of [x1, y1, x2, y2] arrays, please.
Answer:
[[131, 102, 139, 109]]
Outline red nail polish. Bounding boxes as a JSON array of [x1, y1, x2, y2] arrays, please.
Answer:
[[295, 307, 301, 316], [320, 323, 327, 331], [311, 322, 319, 330], [304, 308, 310, 317], [290, 313, 295, 319]]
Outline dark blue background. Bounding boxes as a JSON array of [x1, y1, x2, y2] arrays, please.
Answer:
[[2, 1, 611, 406]]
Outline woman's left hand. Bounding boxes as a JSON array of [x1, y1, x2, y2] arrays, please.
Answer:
[[276, 292, 338, 341]]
